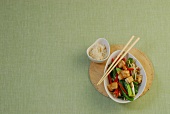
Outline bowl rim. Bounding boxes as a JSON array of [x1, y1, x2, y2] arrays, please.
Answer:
[[86, 38, 110, 63], [104, 50, 147, 103]]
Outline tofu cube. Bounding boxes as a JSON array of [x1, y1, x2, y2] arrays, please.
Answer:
[[121, 70, 130, 78], [118, 60, 126, 68], [125, 76, 134, 83], [118, 74, 124, 80], [107, 82, 118, 92], [136, 75, 142, 84]]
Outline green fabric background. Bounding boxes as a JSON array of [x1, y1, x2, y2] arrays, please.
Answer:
[[0, 0, 169, 114]]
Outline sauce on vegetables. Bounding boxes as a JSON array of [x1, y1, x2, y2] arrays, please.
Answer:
[[107, 57, 142, 101]]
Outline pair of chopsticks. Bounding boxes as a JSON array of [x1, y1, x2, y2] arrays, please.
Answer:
[[97, 35, 140, 85]]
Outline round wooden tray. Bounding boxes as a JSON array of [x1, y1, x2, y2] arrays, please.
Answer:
[[89, 44, 154, 97]]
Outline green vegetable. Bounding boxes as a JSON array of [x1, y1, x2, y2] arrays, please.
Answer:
[[133, 81, 139, 85], [118, 81, 128, 94], [116, 68, 121, 72], [110, 68, 122, 81], [110, 68, 117, 79], [118, 96, 124, 100], [134, 86, 138, 94], [133, 81, 139, 94], [119, 80, 124, 86], [128, 58, 134, 63], [123, 81, 134, 97], [131, 82, 136, 96], [120, 87, 134, 101], [126, 58, 134, 67]]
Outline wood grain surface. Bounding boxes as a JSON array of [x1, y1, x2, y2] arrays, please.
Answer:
[[89, 45, 154, 97]]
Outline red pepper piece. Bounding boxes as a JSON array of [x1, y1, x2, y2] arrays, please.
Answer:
[[136, 67, 140, 70], [108, 74, 112, 84], [122, 58, 126, 62], [113, 88, 119, 98], [114, 74, 118, 82], [112, 58, 114, 62], [127, 67, 134, 71], [118, 82, 128, 95]]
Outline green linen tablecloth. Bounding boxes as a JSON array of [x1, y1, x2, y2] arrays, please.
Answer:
[[0, 0, 169, 114]]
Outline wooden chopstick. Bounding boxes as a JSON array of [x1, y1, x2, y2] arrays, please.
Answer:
[[98, 35, 134, 85], [97, 36, 140, 85]]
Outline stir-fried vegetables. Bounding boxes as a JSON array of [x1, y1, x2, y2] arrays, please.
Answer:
[[107, 57, 142, 101]]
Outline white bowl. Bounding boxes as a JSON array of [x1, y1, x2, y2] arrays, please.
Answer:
[[104, 50, 147, 103], [86, 38, 110, 63]]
